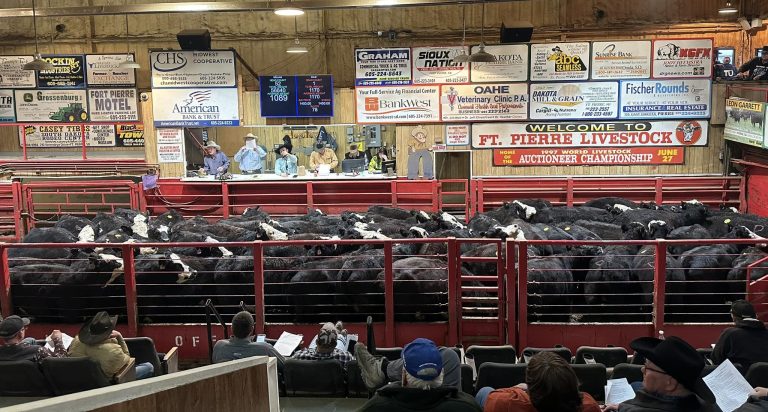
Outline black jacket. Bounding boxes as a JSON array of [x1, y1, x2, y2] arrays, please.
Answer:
[[618, 390, 717, 412], [712, 318, 768, 372], [738, 57, 768, 80], [358, 384, 482, 412], [733, 396, 768, 411]]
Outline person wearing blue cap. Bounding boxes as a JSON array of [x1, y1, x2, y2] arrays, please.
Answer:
[[357, 338, 481, 412]]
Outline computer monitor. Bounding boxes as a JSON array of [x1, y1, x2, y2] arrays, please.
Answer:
[[381, 159, 396, 174], [342, 158, 366, 173]]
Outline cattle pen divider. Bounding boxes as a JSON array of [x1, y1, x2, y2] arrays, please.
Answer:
[[2, 237, 766, 360]]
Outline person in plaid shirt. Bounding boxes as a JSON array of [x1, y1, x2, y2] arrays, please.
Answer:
[[291, 322, 354, 368], [0, 315, 68, 362]]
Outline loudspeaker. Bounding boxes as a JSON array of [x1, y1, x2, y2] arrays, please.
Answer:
[[737, 17, 751, 31], [176, 29, 211, 50], [500, 22, 533, 44]]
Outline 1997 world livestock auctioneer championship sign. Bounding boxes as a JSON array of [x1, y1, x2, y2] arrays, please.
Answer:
[[493, 146, 685, 166]]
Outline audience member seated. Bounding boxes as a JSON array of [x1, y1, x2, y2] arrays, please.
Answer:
[[356, 340, 461, 390], [603, 336, 716, 412], [69, 311, 154, 380], [0, 315, 67, 362], [345, 144, 365, 160], [712, 300, 768, 372], [735, 387, 768, 411], [475, 351, 601, 412], [291, 322, 354, 368], [212, 311, 285, 372], [358, 338, 481, 412]]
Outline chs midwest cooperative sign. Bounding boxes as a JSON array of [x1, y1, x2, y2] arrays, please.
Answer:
[[472, 120, 709, 148], [150, 50, 236, 88]]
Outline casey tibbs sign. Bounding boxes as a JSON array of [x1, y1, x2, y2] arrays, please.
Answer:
[[472, 120, 708, 148]]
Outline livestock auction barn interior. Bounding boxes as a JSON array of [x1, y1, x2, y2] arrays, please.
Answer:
[[1, 0, 768, 410]]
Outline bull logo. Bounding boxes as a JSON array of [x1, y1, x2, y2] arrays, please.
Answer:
[[657, 43, 680, 60], [675, 121, 702, 145]]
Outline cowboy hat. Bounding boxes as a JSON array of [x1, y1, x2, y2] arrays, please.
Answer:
[[78, 311, 118, 345], [411, 126, 427, 138], [204, 141, 221, 150], [630, 336, 715, 403], [243, 133, 258, 141]]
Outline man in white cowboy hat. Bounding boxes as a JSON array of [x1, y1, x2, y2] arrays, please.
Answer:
[[406, 125, 434, 180], [234, 133, 267, 174], [202, 141, 230, 175]]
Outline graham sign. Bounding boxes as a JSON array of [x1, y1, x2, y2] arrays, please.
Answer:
[[152, 88, 240, 127], [150, 50, 236, 88], [355, 86, 440, 124], [440, 83, 528, 122], [412, 46, 469, 84], [590, 41, 652, 80], [87, 88, 139, 122], [530, 42, 590, 81], [619, 79, 711, 119], [493, 147, 685, 166], [652, 38, 713, 78], [355, 48, 412, 86], [529, 82, 619, 120], [472, 120, 708, 148]]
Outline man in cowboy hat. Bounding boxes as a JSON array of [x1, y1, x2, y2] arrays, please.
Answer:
[[0, 315, 67, 363], [274, 144, 298, 176], [234, 133, 267, 174], [69, 311, 154, 379], [604, 336, 716, 411], [202, 141, 230, 175], [308, 142, 338, 173], [712, 299, 768, 372], [406, 125, 434, 180]]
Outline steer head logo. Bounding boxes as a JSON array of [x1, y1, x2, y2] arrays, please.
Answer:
[[675, 121, 703, 145]]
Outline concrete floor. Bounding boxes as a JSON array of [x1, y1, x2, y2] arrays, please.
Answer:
[[280, 397, 368, 412]]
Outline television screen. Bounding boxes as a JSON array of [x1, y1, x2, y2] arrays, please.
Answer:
[[381, 159, 396, 173], [259, 75, 333, 118]]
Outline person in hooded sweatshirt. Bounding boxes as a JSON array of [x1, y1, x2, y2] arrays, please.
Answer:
[[712, 299, 768, 372]]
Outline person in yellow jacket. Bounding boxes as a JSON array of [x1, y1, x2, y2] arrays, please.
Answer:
[[368, 148, 389, 172], [309, 142, 339, 172], [69, 311, 154, 379]]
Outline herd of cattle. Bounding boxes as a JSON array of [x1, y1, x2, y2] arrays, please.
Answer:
[[7, 197, 768, 325]]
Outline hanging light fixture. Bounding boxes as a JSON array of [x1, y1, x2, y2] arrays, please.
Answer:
[[23, 0, 54, 71], [453, 5, 469, 63], [286, 17, 308, 53], [274, 1, 304, 16], [118, 12, 140, 69], [468, 1, 496, 63], [718, 1, 738, 14]]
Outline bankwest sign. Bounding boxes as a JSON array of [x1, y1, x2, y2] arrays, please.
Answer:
[[472, 120, 708, 148]]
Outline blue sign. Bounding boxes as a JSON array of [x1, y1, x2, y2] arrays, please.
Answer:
[[259, 75, 333, 118]]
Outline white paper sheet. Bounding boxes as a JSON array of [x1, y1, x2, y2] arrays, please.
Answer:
[[46, 332, 73, 351], [245, 140, 257, 149], [273, 331, 303, 356], [605, 378, 636, 404], [702, 359, 754, 412]]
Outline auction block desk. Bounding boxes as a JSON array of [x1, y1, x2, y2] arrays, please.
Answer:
[[144, 174, 439, 218]]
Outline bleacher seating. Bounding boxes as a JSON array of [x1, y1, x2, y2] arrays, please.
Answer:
[[0, 360, 54, 397], [460, 364, 474, 395], [746, 362, 768, 387], [466, 345, 517, 371], [572, 363, 607, 402], [475, 362, 526, 392], [283, 359, 347, 397], [610, 363, 643, 384], [520, 346, 573, 363], [125, 337, 179, 376], [41, 357, 136, 396], [346, 360, 370, 398], [375, 347, 403, 361], [574, 346, 628, 368]]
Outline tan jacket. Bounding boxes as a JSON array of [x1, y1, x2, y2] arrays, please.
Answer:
[[309, 150, 339, 171], [69, 335, 132, 378]]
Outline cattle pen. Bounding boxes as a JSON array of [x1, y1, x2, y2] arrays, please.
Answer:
[[2, 236, 767, 361]]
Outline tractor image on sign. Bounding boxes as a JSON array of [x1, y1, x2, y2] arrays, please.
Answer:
[[49, 103, 88, 122]]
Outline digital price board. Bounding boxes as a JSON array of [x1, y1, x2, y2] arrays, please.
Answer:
[[259, 75, 333, 117]]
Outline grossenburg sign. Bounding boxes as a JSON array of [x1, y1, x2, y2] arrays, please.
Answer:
[[472, 120, 708, 148], [493, 147, 685, 166]]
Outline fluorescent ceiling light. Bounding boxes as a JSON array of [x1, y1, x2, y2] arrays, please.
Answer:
[[719, 1, 738, 14], [286, 38, 308, 53], [179, 4, 211, 12], [274, 7, 305, 16]]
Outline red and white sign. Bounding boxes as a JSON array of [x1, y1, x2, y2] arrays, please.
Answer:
[[156, 128, 185, 163], [652, 38, 713, 78], [440, 83, 528, 122], [445, 124, 470, 146], [355, 86, 440, 124], [493, 147, 685, 166], [472, 120, 709, 148], [412, 46, 469, 84]]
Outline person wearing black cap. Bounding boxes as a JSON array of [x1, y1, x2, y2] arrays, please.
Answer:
[[737, 46, 768, 80], [603, 336, 717, 411], [308, 142, 339, 172], [712, 299, 768, 372], [0, 315, 67, 362], [212, 311, 285, 371], [69, 311, 154, 380], [274, 144, 298, 176]]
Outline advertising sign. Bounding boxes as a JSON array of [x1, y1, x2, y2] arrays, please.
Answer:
[[14, 89, 88, 122], [115, 123, 145, 147], [85, 54, 137, 86], [530, 42, 590, 81], [470, 44, 529, 82], [356, 86, 440, 124], [150, 50, 236, 88], [472, 120, 709, 148], [724, 98, 766, 148], [19, 124, 115, 147], [0, 56, 36, 88], [259, 76, 295, 117], [152, 88, 240, 127], [0, 90, 15, 123], [529, 82, 619, 120], [156, 128, 185, 163], [493, 146, 685, 166], [591, 41, 652, 80], [296, 75, 333, 117], [87, 88, 139, 122], [412, 46, 469, 84], [652, 38, 713, 78], [37, 55, 86, 89], [440, 83, 528, 122], [445, 124, 470, 146], [355, 48, 412, 86], [619, 79, 711, 119]]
